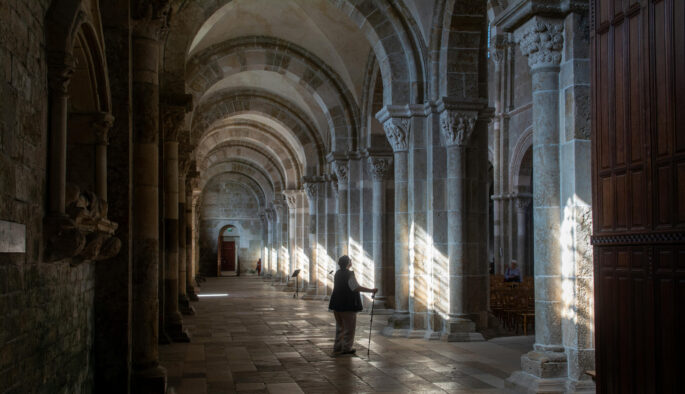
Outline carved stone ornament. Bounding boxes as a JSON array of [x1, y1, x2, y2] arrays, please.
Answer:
[[332, 161, 349, 183], [515, 195, 532, 211], [383, 118, 410, 152], [45, 183, 121, 263], [517, 19, 564, 69], [131, 0, 172, 40], [284, 193, 297, 210], [440, 110, 478, 147], [367, 156, 392, 181], [93, 113, 115, 145], [303, 182, 319, 201], [265, 209, 274, 222], [47, 56, 75, 96], [162, 107, 185, 141]]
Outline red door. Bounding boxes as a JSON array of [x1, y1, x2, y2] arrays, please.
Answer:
[[591, 0, 685, 392], [221, 241, 235, 271]]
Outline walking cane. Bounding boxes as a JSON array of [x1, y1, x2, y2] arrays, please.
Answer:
[[367, 294, 375, 358]]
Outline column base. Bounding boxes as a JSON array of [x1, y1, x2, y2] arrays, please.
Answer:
[[301, 285, 318, 300], [166, 322, 191, 343], [179, 295, 195, 315], [565, 378, 596, 393], [132, 363, 166, 394], [505, 350, 568, 393], [440, 317, 485, 342], [381, 311, 410, 336], [363, 297, 393, 315], [187, 286, 199, 301]]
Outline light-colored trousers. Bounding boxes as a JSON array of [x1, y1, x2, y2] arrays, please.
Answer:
[[333, 311, 357, 352]]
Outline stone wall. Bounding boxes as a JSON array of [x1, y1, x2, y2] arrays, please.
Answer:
[[0, 1, 96, 392], [198, 175, 264, 275]]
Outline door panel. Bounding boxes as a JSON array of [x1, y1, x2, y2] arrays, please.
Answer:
[[591, 0, 685, 392]]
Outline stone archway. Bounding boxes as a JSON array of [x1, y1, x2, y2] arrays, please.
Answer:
[[217, 224, 239, 276]]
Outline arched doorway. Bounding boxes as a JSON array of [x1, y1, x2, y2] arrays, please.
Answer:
[[217, 224, 239, 276]]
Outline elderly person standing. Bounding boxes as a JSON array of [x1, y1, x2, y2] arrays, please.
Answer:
[[328, 255, 377, 355]]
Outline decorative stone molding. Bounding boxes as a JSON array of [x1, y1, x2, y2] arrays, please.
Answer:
[[382, 118, 411, 152], [516, 18, 564, 69], [265, 209, 274, 222], [440, 110, 478, 147], [367, 156, 392, 181]]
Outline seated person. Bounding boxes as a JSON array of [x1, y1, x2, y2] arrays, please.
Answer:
[[504, 261, 522, 283]]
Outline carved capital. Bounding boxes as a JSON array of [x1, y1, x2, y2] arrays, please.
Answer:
[[47, 57, 75, 96], [367, 156, 392, 181], [93, 113, 115, 145], [282, 191, 298, 210], [516, 18, 564, 69], [332, 160, 349, 183], [383, 117, 410, 152], [131, 0, 172, 40], [303, 182, 319, 201], [162, 106, 185, 141], [440, 110, 478, 147], [515, 194, 532, 211], [265, 209, 274, 222]]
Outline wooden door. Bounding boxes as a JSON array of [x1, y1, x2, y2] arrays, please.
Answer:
[[591, 0, 685, 392], [221, 241, 235, 271]]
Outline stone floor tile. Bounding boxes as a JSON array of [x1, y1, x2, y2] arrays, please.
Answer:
[[161, 277, 530, 394]]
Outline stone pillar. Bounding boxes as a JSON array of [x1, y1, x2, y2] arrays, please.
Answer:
[[367, 155, 392, 311], [161, 106, 189, 342], [324, 177, 338, 297], [303, 180, 319, 298], [347, 154, 363, 280], [47, 60, 73, 215], [438, 108, 486, 342], [178, 174, 194, 315], [331, 158, 349, 257], [130, 5, 169, 391], [558, 12, 594, 391], [490, 37, 505, 275], [265, 208, 275, 276], [94, 113, 114, 202], [186, 187, 198, 301], [283, 191, 298, 279], [273, 200, 288, 282], [378, 114, 411, 333], [515, 194, 531, 277], [506, 16, 567, 392]]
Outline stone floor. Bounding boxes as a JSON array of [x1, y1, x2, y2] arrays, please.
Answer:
[[161, 276, 532, 394]]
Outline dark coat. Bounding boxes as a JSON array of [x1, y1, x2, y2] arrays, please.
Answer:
[[328, 269, 363, 312]]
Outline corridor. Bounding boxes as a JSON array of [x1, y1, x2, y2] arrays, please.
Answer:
[[161, 277, 532, 394]]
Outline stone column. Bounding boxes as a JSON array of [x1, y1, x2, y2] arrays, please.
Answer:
[[347, 154, 362, 278], [273, 200, 288, 281], [507, 16, 567, 392], [47, 60, 73, 215], [94, 113, 114, 202], [490, 37, 505, 275], [161, 106, 189, 342], [332, 159, 349, 257], [515, 194, 531, 277], [178, 174, 194, 315], [265, 208, 275, 276], [367, 155, 392, 311], [324, 177, 338, 297], [283, 191, 298, 279], [378, 114, 411, 332], [303, 180, 319, 298], [438, 108, 486, 342], [186, 187, 198, 301], [131, 5, 169, 391]]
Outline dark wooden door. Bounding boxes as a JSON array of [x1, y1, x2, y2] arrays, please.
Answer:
[[221, 241, 235, 271], [591, 0, 685, 392]]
